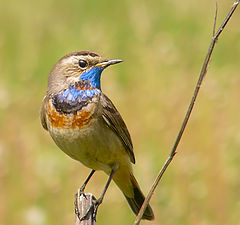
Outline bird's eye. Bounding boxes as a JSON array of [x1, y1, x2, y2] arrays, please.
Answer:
[[78, 60, 88, 68]]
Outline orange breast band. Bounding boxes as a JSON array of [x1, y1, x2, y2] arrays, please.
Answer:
[[47, 101, 95, 129]]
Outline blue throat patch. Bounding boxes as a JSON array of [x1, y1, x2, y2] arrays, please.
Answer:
[[53, 81, 101, 114], [80, 66, 105, 89], [56, 86, 101, 104], [53, 67, 104, 112]]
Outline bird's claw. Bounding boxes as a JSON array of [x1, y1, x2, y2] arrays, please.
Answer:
[[77, 188, 87, 199], [75, 197, 101, 222], [79, 204, 94, 221]]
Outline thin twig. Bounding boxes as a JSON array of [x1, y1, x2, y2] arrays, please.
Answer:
[[213, 2, 218, 36], [134, 1, 239, 224]]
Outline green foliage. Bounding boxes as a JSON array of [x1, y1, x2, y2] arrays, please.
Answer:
[[0, 0, 240, 224]]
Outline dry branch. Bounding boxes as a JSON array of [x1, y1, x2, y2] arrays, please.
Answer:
[[134, 1, 240, 224], [75, 193, 97, 225]]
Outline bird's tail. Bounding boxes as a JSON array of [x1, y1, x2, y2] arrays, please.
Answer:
[[113, 169, 154, 220]]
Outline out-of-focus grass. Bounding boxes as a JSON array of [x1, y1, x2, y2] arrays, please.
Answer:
[[0, 0, 240, 224]]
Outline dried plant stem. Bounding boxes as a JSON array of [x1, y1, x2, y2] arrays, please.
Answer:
[[75, 193, 97, 225], [134, 1, 239, 225]]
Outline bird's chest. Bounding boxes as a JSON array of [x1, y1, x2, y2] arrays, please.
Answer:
[[46, 100, 96, 130], [47, 82, 100, 130], [46, 84, 101, 151], [46, 99, 123, 172], [46, 98, 99, 161]]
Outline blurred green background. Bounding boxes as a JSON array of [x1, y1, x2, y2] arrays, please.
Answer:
[[0, 0, 240, 224]]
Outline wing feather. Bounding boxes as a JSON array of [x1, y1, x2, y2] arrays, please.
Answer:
[[100, 94, 135, 164], [40, 96, 49, 131]]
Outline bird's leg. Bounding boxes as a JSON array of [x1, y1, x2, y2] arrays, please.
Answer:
[[75, 170, 95, 220], [92, 168, 116, 220], [80, 168, 116, 221], [79, 170, 96, 194]]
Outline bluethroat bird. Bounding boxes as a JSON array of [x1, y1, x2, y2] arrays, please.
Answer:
[[40, 51, 154, 220]]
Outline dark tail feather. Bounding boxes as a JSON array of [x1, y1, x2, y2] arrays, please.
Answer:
[[124, 175, 154, 220]]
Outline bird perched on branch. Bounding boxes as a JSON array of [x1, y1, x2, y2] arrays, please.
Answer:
[[40, 51, 154, 220]]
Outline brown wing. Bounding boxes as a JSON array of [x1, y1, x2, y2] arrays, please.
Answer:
[[40, 96, 49, 131], [100, 93, 135, 164]]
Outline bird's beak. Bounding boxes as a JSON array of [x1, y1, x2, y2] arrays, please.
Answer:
[[96, 59, 123, 68]]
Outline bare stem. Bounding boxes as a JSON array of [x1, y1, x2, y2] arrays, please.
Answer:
[[134, 1, 239, 224], [75, 193, 96, 225], [213, 2, 218, 36]]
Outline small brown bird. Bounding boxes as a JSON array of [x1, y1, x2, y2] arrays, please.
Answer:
[[40, 51, 154, 220]]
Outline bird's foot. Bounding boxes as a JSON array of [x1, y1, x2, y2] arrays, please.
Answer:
[[79, 204, 94, 221], [76, 196, 102, 222], [77, 186, 87, 199], [91, 198, 103, 221]]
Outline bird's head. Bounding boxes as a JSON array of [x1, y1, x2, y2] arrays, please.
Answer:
[[47, 51, 122, 96]]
